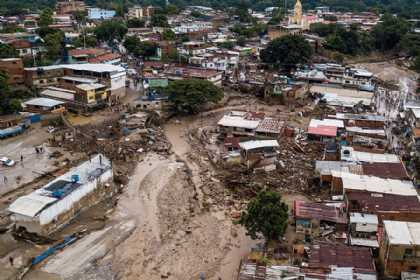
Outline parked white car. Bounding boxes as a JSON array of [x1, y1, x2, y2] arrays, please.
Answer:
[[0, 157, 15, 167]]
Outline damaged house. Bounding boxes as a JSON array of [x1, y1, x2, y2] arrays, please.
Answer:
[[293, 200, 347, 241], [239, 140, 279, 169], [8, 154, 113, 235], [217, 111, 282, 138]]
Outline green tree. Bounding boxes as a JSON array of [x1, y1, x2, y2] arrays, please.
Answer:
[[268, 8, 283, 25], [38, 8, 53, 27], [161, 29, 176, 40], [123, 36, 157, 57], [44, 31, 64, 60], [165, 4, 179, 15], [0, 71, 22, 115], [238, 190, 288, 242], [372, 13, 409, 51], [8, 98, 22, 112], [0, 43, 18, 58], [324, 24, 373, 55], [167, 79, 223, 114], [260, 35, 313, 71], [218, 41, 235, 49], [73, 35, 97, 48], [236, 0, 253, 23], [94, 20, 127, 43], [309, 23, 337, 37], [127, 18, 145, 28], [400, 33, 420, 56], [73, 10, 87, 24], [0, 23, 25, 33], [151, 13, 169, 27]]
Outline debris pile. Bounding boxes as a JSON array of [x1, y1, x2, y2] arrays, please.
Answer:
[[216, 137, 323, 199], [50, 116, 172, 173]]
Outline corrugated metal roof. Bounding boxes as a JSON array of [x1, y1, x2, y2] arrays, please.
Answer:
[[333, 171, 417, 196], [8, 193, 57, 217], [350, 237, 379, 248], [239, 140, 279, 151], [310, 119, 345, 128], [22, 97, 65, 108], [340, 147, 400, 163], [217, 115, 260, 130], [349, 212, 378, 225], [384, 220, 420, 245]]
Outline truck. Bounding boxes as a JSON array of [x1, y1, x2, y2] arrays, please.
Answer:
[[0, 125, 24, 139]]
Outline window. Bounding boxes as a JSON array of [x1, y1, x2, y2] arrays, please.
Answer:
[[405, 248, 414, 258], [409, 266, 417, 272]]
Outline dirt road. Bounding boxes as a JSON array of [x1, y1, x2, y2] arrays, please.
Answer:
[[108, 119, 257, 280]]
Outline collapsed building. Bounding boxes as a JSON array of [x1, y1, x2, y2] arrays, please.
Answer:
[[8, 154, 113, 235]]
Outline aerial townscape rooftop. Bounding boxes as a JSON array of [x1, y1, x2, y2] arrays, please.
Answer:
[[1, 0, 420, 279]]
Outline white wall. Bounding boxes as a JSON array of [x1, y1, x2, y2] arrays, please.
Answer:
[[39, 169, 113, 225]]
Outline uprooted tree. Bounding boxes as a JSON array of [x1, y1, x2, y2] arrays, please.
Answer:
[[239, 190, 288, 242], [167, 79, 223, 114]]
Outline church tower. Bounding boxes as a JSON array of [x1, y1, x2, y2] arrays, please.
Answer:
[[291, 0, 302, 25]]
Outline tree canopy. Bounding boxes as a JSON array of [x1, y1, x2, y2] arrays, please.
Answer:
[[161, 29, 176, 40], [151, 12, 170, 27], [167, 79, 223, 114], [0, 71, 22, 115], [371, 13, 409, 51], [0, 43, 18, 58], [44, 31, 65, 60], [238, 190, 288, 241], [260, 35, 313, 70], [123, 36, 157, 58], [324, 25, 373, 55], [73, 34, 98, 48], [127, 18, 145, 28], [94, 20, 128, 43], [38, 8, 53, 28]]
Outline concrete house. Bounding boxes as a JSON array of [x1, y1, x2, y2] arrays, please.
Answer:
[[8, 154, 113, 235], [380, 220, 420, 278], [349, 212, 379, 248]]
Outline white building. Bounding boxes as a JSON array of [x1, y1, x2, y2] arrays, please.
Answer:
[[349, 212, 379, 248], [8, 154, 113, 234]]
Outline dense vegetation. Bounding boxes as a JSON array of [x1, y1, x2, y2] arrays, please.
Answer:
[[309, 14, 420, 60], [2, 0, 420, 18], [0, 72, 22, 115], [4, 0, 420, 18]]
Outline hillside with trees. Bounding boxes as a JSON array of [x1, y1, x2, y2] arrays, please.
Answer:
[[4, 0, 420, 18]]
